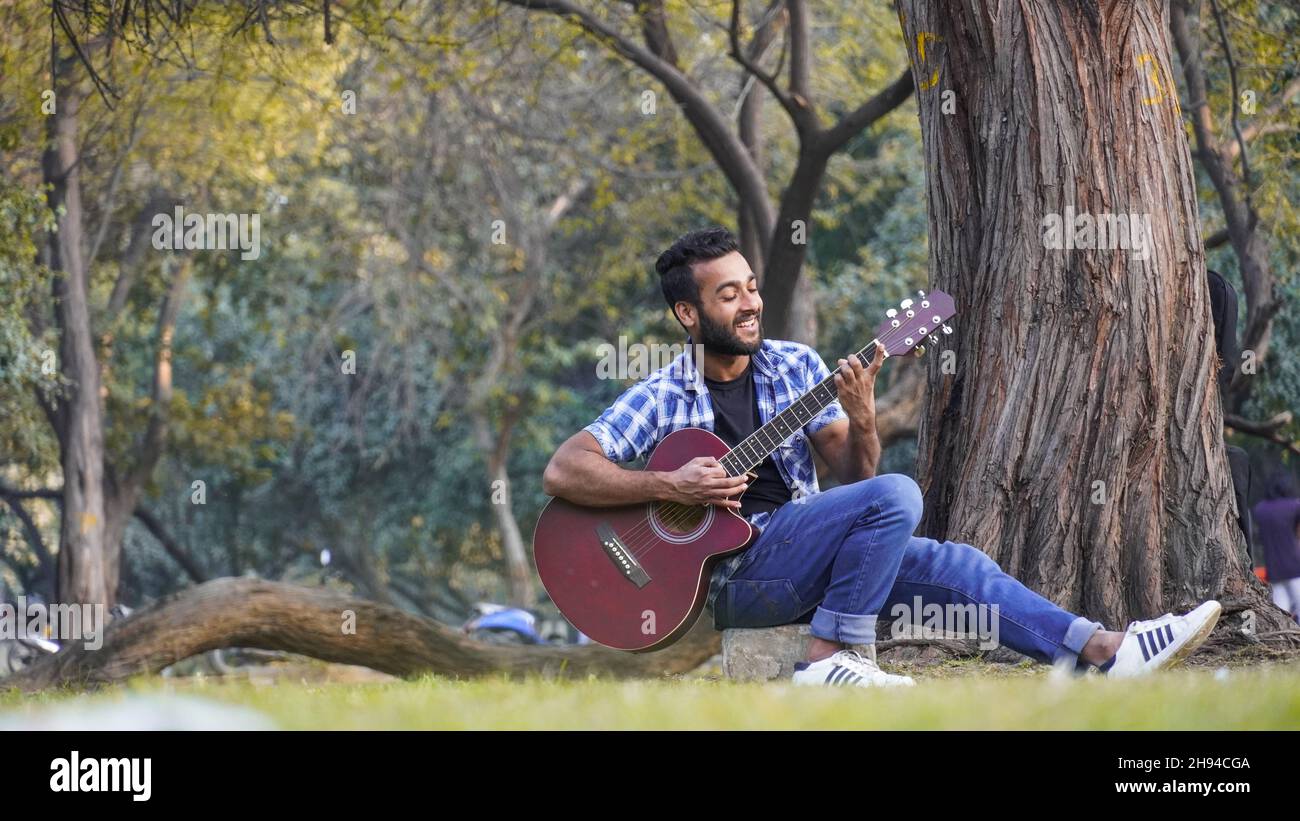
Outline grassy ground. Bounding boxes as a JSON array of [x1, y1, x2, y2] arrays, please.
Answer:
[[3, 654, 1299, 730]]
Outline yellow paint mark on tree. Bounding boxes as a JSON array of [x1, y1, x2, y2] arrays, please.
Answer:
[[916, 32, 942, 91], [1137, 53, 1169, 107]]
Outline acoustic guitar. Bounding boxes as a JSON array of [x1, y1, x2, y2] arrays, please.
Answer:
[[533, 290, 957, 651]]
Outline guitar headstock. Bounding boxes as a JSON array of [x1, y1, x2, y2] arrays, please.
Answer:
[[873, 289, 957, 357]]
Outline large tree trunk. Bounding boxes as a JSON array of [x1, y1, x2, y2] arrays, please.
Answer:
[[897, 0, 1288, 631], [758, 150, 829, 346], [43, 55, 111, 610], [735, 85, 819, 347], [0, 577, 720, 693]]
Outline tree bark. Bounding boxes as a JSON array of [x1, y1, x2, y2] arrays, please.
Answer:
[[897, 0, 1290, 631], [0, 577, 721, 693], [43, 54, 110, 611], [875, 356, 926, 448]]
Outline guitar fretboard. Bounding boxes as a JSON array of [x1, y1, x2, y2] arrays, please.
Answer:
[[717, 340, 880, 478]]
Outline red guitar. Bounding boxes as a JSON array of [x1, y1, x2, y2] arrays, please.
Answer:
[[532, 290, 957, 651]]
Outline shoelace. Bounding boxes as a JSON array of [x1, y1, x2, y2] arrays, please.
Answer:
[[1129, 612, 1177, 633], [839, 648, 872, 665], [837, 649, 891, 678]]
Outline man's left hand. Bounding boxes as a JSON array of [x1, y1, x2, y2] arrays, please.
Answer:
[[834, 341, 884, 427]]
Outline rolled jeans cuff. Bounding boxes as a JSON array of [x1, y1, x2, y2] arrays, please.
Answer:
[[811, 605, 878, 645], [1054, 615, 1104, 669]]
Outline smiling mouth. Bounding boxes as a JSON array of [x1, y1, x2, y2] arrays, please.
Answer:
[[736, 315, 759, 331]]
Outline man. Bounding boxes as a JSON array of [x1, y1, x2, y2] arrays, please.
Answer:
[[542, 227, 1222, 687]]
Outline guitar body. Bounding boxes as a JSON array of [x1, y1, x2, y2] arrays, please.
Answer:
[[532, 427, 755, 652]]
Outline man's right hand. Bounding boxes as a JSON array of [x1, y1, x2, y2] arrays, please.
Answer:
[[662, 457, 748, 509]]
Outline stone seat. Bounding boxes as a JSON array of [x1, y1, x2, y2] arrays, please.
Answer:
[[720, 624, 877, 682]]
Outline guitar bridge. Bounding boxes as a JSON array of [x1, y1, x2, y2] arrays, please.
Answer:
[[596, 522, 651, 588]]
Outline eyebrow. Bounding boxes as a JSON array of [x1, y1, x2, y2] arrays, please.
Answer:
[[714, 275, 757, 294]]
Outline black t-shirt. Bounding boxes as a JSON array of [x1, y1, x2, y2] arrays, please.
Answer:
[[703, 361, 792, 518]]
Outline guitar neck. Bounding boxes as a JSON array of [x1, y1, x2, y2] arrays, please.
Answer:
[[715, 289, 956, 477], [718, 339, 881, 478]]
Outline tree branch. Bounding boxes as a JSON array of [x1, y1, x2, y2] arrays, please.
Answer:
[[728, 0, 804, 129], [126, 256, 189, 494], [105, 190, 172, 318], [0, 492, 56, 590], [1230, 76, 1300, 157], [786, 0, 812, 112], [131, 507, 207, 584], [499, 0, 776, 235], [1205, 227, 1230, 250], [1208, 0, 1252, 204], [820, 70, 915, 154], [0, 483, 207, 584], [1225, 413, 1300, 458]]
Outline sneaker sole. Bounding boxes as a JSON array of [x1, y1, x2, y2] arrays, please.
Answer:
[[791, 680, 915, 688], [790, 674, 915, 688]]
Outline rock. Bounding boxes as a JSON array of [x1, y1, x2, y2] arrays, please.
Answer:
[[723, 625, 811, 681], [721, 625, 877, 681]]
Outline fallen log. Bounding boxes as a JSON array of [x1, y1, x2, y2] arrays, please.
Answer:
[[1, 577, 721, 693]]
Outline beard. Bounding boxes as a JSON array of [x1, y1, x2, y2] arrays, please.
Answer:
[[695, 305, 762, 356]]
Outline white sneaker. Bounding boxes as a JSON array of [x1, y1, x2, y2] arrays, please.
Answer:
[[1106, 601, 1222, 678], [791, 649, 915, 688]]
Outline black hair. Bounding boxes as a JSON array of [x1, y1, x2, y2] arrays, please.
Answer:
[[654, 227, 740, 321], [1206, 269, 1240, 391], [1264, 469, 1298, 500]]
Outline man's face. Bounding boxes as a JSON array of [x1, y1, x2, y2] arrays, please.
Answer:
[[677, 250, 763, 356]]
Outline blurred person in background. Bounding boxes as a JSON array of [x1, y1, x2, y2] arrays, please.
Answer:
[[1251, 471, 1300, 623]]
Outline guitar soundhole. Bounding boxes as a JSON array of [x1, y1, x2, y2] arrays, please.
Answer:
[[650, 502, 709, 539]]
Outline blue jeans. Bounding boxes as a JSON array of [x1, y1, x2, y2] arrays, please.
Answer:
[[711, 474, 1104, 669]]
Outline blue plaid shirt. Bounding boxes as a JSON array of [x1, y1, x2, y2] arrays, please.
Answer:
[[583, 338, 847, 612]]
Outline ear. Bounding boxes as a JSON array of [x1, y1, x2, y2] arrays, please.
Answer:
[[673, 300, 696, 328]]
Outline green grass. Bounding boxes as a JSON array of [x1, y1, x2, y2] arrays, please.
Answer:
[[3, 658, 1299, 730]]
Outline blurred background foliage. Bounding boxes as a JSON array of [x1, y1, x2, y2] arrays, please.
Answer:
[[0, 0, 1296, 626]]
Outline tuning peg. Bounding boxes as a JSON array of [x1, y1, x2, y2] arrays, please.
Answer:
[[900, 298, 914, 309], [886, 308, 897, 318], [914, 344, 926, 357], [917, 289, 926, 297], [942, 325, 953, 334]]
